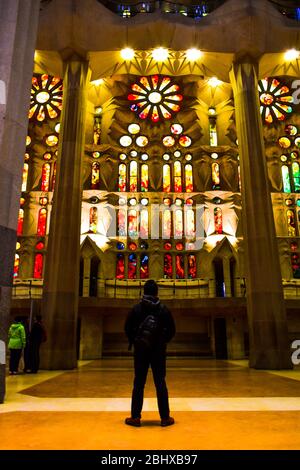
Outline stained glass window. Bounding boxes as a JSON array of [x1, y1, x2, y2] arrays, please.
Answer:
[[188, 254, 197, 279], [140, 164, 149, 192], [89, 207, 98, 233], [287, 209, 297, 236], [185, 164, 193, 192], [162, 209, 172, 239], [291, 251, 300, 278], [116, 253, 125, 279], [17, 209, 24, 236], [128, 209, 138, 238], [29, 74, 63, 122], [186, 209, 195, 238], [128, 253, 137, 279], [140, 209, 149, 238], [37, 208, 47, 236], [22, 163, 29, 192], [176, 254, 185, 279], [130, 161, 138, 192], [91, 162, 100, 189], [41, 163, 51, 191], [118, 164, 127, 192], [164, 253, 173, 278], [128, 75, 183, 122], [33, 253, 43, 279], [163, 164, 171, 192], [214, 207, 223, 234], [14, 254, 20, 278], [292, 162, 300, 193], [174, 161, 182, 192], [51, 162, 56, 191], [259, 77, 294, 124], [282, 165, 291, 193], [118, 208, 127, 236], [209, 122, 218, 146], [212, 162, 220, 189], [140, 254, 149, 279], [174, 209, 183, 238]]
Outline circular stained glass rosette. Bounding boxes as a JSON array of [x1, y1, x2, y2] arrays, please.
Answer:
[[295, 137, 300, 148], [285, 124, 298, 136], [130, 150, 138, 157], [128, 242, 137, 251], [136, 136, 148, 147], [278, 136, 292, 149], [258, 78, 294, 124], [29, 74, 63, 122], [119, 135, 132, 147], [164, 242, 172, 250], [43, 152, 52, 161], [140, 241, 148, 249], [171, 124, 183, 135], [185, 154, 192, 161], [176, 242, 184, 251], [174, 150, 181, 158], [119, 153, 127, 160], [163, 198, 172, 206], [128, 75, 183, 122], [163, 153, 170, 161], [291, 151, 299, 159], [186, 198, 193, 206], [128, 123, 141, 134], [163, 136, 175, 147], [285, 199, 294, 206], [117, 242, 125, 250], [26, 136, 31, 146], [46, 135, 58, 147], [280, 155, 288, 162], [179, 135, 192, 147], [211, 153, 218, 159], [141, 153, 148, 161], [93, 151, 101, 158], [36, 242, 45, 250], [24, 153, 30, 161]]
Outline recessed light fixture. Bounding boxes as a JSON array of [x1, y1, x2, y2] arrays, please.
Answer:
[[284, 49, 300, 61], [208, 77, 222, 88], [91, 78, 104, 86], [152, 47, 169, 61], [186, 48, 202, 61], [121, 48, 135, 61]]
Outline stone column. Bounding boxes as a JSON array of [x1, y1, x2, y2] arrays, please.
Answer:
[[230, 59, 291, 369], [42, 57, 91, 369], [83, 257, 91, 297], [223, 257, 232, 298], [0, 0, 40, 403]]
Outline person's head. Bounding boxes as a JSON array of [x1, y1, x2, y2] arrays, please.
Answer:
[[143, 280, 158, 297]]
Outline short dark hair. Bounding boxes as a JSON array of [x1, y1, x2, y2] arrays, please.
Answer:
[[144, 280, 158, 296]]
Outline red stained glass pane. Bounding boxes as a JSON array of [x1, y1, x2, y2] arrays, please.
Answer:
[[128, 210, 138, 238], [41, 163, 51, 191], [33, 253, 43, 279], [164, 242, 172, 250], [36, 242, 44, 250], [51, 161, 56, 191], [163, 164, 171, 192], [139, 105, 151, 119], [160, 105, 172, 119], [118, 209, 127, 236], [128, 242, 137, 251], [14, 254, 19, 278], [17, 209, 24, 236], [152, 75, 159, 89], [214, 207, 223, 234], [188, 254, 197, 279], [174, 161, 182, 192], [128, 253, 137, 279], [37, 208, 47, 236], [164, 253, 173, 278], [128, 94, 141, 101], [176, 254, 184, 279], [116, 254, 125, 279], [151, 106, 159, 122]]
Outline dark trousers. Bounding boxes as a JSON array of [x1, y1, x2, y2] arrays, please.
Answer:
[[131, 347, 170, 419], [9, 349, 22, 373], [30, 342, 40, 373]]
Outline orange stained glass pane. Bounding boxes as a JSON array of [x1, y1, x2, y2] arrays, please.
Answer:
[[22, 163, 29, 192], [141, 164, 148, 192], [185, 164, 193, 192], [163, 164, 171, 192], [17, 209, 24, 236], [159, 77, 171, 91], [41, 163, 51, 191], [118, 164, 127, 192], [162, 210, 172, 238], [130, 161, 138, 192], [140, 209, 149, 238], [140, 76, 151, 90]]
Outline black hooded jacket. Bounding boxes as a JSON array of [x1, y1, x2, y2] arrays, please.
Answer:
[[125, 295, 176, 350]]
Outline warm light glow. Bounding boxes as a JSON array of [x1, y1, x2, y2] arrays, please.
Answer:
[[208, 107, 216, 116], [121, 48, 135, 60], [148, 91, 162, 104], [152, 47, 169, 61], [284, 49, 300, 61], [208, 77, 222, 87], [186, 48, 202, 61], [91, 78, 104, 86]]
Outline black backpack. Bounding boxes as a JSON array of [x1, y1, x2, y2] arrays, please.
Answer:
[[134, 309, 161, 350]]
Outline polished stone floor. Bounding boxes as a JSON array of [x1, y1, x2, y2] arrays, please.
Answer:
[[1, 358, 300, 450]]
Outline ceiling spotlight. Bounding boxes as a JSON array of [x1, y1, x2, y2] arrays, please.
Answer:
[[208, 77, 222, 88], [208, 107, 217, 116], [284, 49, 300, 61], [186, 48, 202, 61], [121, 48, 135, 61], [152, 47, 169, 61], [91, 78, 104, 86]]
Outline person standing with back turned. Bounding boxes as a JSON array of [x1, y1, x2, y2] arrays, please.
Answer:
[[125, 280, 176, 427]]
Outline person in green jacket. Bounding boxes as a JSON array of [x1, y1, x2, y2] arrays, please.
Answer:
[[8, 316, 26, 374]]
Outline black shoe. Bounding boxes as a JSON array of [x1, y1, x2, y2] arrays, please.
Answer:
[[161, 416, 175, 427], [125, 417, 141, 427]]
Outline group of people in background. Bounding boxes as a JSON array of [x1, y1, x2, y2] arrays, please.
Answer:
[[8, 315, 47, 375]]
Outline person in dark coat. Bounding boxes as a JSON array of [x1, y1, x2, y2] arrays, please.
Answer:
[[29, 315, 47, 373], [124, 279, 176, 427]]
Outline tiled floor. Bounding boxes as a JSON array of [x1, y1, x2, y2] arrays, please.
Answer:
[[1, 358, 300, 450]]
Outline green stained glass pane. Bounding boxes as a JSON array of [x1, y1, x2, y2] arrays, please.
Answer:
[[292, 162, 300, 193], [282, 165, 291, 193]]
